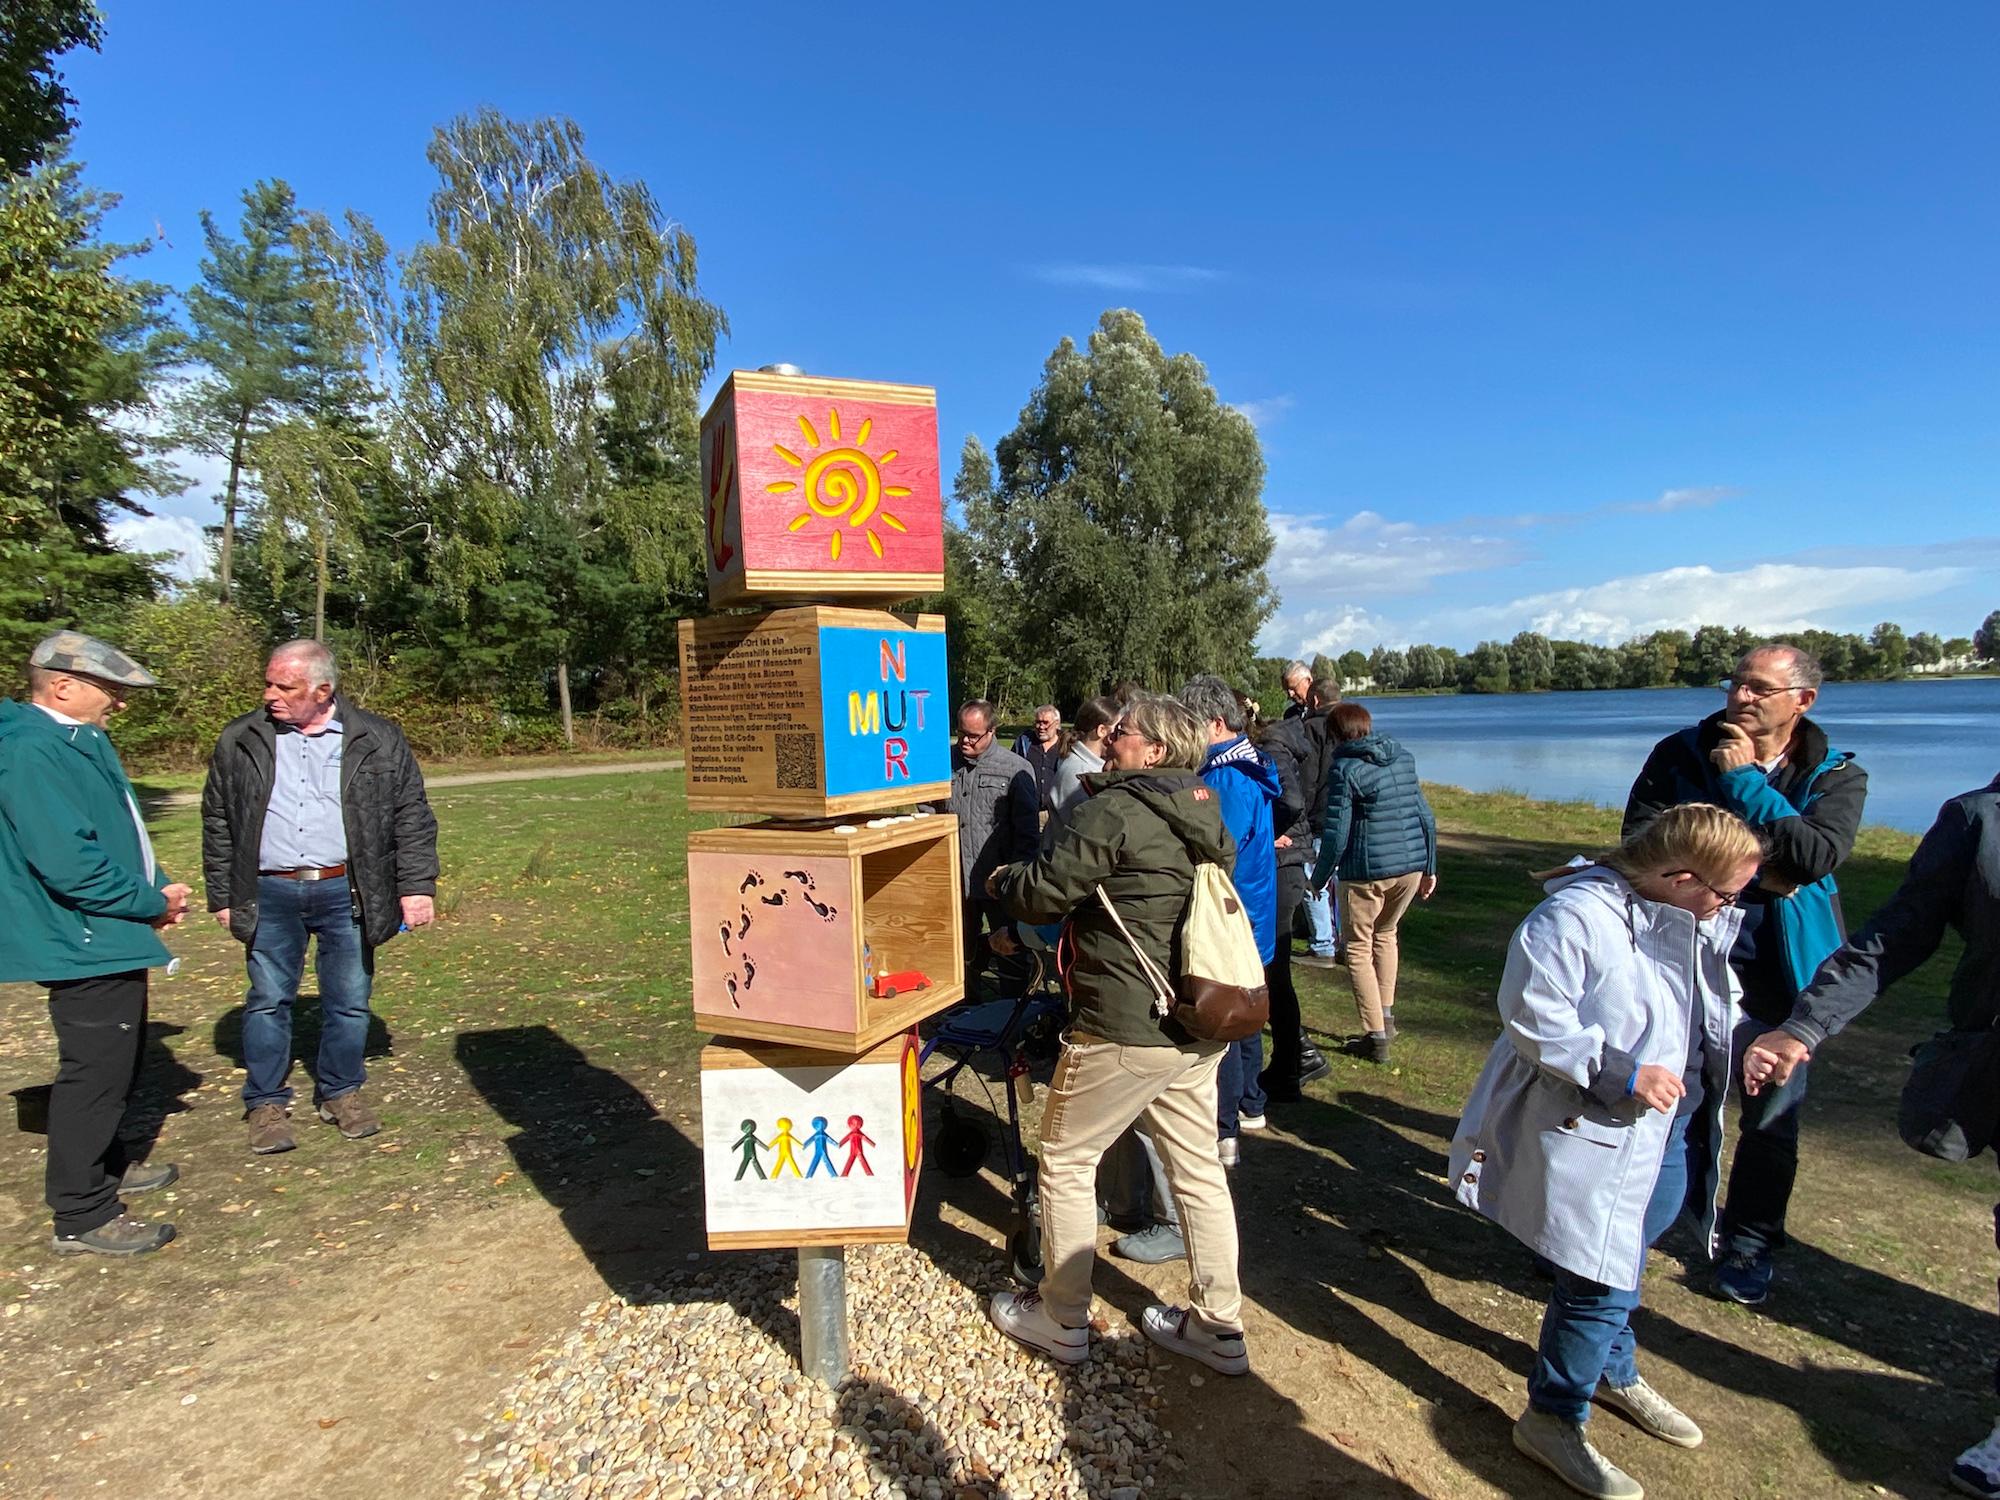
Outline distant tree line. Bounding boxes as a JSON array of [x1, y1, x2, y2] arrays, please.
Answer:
[[1294, 614, 1998, 699]]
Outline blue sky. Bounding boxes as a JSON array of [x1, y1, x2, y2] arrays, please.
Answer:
[[72, 2, 1999, 656]]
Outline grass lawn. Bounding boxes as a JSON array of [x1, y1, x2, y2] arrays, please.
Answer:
[[0, 766, 1990, 1499]]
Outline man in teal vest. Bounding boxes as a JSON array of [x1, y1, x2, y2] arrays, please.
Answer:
[[0, 633, 191, 1256]]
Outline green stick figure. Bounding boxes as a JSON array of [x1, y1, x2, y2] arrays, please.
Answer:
[[732, 1119, 765, 1181]]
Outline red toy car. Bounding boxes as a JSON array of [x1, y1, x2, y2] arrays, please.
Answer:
[[870, 970, 931, 1000]]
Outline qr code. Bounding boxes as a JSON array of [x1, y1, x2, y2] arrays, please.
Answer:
[[774, 732, 818, 789]]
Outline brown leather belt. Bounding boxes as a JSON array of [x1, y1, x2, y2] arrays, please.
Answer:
[[261, 864, 348, 882]]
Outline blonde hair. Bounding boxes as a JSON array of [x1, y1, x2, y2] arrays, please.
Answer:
[[1599, 803, 1763, 885], [1118, 693, 1209, 772]]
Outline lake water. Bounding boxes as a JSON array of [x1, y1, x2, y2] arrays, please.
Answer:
[[1345, 678, 1999, 834]]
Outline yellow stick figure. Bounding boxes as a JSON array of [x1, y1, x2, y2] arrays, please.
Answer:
[[766, 1116, 804, 1179]]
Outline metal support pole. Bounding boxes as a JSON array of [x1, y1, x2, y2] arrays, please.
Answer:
[[798, 1245, 850, 1383]]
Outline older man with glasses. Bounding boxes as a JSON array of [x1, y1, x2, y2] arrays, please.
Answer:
[[941, 700, 1040, 980], [1621, 642, 1868, 1308]]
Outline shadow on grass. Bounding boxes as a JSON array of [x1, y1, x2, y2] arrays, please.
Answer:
[[10, 1018, 203, 1165]]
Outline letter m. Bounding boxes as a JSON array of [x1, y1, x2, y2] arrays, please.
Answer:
[[848, 691, 881, 735]]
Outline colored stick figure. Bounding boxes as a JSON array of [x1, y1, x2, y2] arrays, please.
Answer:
[[732, 1119, 765, 1181], [839, 1115, 875, 1177], [804, 1116, 837, 1178], [767, 1117, 803, 1179]]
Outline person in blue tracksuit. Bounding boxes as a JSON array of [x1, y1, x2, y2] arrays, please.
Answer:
[[1622, 642, 1868, 1307]]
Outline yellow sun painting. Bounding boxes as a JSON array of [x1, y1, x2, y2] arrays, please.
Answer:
[[765, 407, 912, 561]]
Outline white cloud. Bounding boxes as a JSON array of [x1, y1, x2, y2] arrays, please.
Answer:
[[1621, 485, 1732, 515], [1029, 263, 1222, 292], [1229, 395, 1295, 429], [1288, 605, 1400, 659], [108, 513, 212, 582], [1463, 561, 1969, 645]]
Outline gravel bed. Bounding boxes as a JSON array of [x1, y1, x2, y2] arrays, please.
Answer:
[[459, 1244, 1182, 1500]]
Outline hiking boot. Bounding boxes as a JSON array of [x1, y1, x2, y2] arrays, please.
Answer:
[[51, 1213, 176, 1258], [1512, 1409, 1643, 1499], [1239, 1111, 1268, 1132], [1715, 1250, 1772, 1307], [1341, 1033, 1392, 1064], [1380, 1010, 1398, 1042], [1217, 1135, 1240, 1169], [119, 1161, 179, 1194], [1113, 1224, 1187, 1264], [1952, 1417, 2000, 1499], [1294, 952, 1340, 970], [317, 1088, 381, 1140], [1298, 1041, 1332, 1083], [1140, 1303, 1249, 1376], [1598, 1376, 1703, 1448], [247, 1103, 296, 1155], [988, 1289, 1087, 1364]]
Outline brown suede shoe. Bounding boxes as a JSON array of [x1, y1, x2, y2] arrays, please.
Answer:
[[317, 1089, 380, 1140], [247, 1103, 296, 1155], [52, 1213, 176, 1257]]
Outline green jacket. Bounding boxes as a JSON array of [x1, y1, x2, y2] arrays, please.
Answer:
[[994, 768, 1236, 1052], [0, 698, 171, 983]]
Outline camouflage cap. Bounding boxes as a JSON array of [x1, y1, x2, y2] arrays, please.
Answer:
[[29, 631, 160, 689]]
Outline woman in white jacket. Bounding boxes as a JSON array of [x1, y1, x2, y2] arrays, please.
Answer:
[[1449, 803, 1762, 1500]]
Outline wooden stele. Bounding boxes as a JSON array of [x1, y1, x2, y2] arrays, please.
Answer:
[[701, 369, 945, 609], [677, 606, 949, 818], [701, 1030, 923, 1249], [688, 813, 963, 1050]]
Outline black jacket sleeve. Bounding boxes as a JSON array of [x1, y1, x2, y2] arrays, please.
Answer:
[[1620, 735, 1683, 841], [1760, 760, 1868, 889], [1007, 765, 1041, 866], [389, 731, 440, 896], [200, 743, 233, 911], [1270, 743, 1307, 835], [1782, 797, 1969, 1049]]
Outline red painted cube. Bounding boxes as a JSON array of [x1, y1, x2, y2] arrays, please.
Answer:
[[701, 369, 946, 609]]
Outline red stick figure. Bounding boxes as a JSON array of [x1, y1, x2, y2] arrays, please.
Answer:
[[838, 1114, 875, 1177]]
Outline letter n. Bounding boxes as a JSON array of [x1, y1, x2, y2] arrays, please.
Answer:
[[879, 638, 906, 683]]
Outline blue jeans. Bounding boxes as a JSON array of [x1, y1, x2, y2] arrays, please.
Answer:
[[242, 875, 374, 1109], [1216, 1033, 1267, 1136], [1302, 839, 1337, 955], [1529, 1113, 1692, 1422]]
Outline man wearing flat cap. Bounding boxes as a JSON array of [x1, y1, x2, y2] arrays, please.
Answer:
[[202, 639, 438, 1154], [0, 633, 192, 1257]]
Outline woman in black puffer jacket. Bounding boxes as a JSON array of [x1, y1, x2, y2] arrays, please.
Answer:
[[1308, 703, 1437, 1061]]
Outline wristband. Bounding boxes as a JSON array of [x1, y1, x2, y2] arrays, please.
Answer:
[[1625, 1069, 1639, 1097]]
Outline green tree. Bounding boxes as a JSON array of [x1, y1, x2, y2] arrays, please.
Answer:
[[1404, 643, 1444, 690], [1463, 640, 1511, 693], [386, 109, 724, 742], [1341, 649, 1370, 685], [1945, 636, 1974, 662], [1868, 621, 1908, 678], [1907, 631, 1943, 669], [1687, 624, 1738, 686], [925, 438, 1020, 707], [1507, 630, 1554, 691], [1310, 652, 1338, 686], [175, 179, 314, 602], [0, 0, 102, 174], [0, 154, 177, 662], [974, 309, 1274, 701], [1975, 611, 2000, 662]]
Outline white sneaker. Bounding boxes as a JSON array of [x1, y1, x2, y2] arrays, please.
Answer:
[[1239, 1112, 1268, 1132], [1953, 1416, 2000, 1499], [1598, 1376, 1702, 1448], [1140, 1303, 1249, 1376], [1217, 1136, 1241, 1168], [1512, 1409, 1643, 1499], [988, 1289, 1087, 1364]]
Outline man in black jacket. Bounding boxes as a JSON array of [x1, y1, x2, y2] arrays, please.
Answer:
[[1257, 683, 1335, 1098], [202, 641, 439, 1155], [1622, 643, 1867, 1307], [1740, 774, 1999, 1500]]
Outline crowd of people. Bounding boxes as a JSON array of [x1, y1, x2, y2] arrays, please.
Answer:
[[2, 630, 1994, 1499], [948, 645, 1998, 1500]]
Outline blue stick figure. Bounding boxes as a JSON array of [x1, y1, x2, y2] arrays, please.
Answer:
[[804, 1115, 838, 1178]]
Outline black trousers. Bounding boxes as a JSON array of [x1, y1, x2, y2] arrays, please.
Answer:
[[1265, 862, 1309, 1084], [43, 969, 148, 1235]]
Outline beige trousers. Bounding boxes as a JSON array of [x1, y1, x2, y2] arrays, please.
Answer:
[[1337, 871, 1424, 1032], [1036, 1033, 1243, 1333]]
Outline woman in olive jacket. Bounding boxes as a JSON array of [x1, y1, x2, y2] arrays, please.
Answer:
[[983, 693, 1253, 1379]]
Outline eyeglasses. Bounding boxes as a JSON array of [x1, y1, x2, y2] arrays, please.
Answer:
[[1668, 869, 1747, 906], [1108, 723, 1150, 743], [1034, 718, 1059, 730], [1719, 677, 1805, 701], [956, 726, 993, 745]]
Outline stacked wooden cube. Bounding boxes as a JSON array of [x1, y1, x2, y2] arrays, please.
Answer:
[[682, 369, 963, 1249]]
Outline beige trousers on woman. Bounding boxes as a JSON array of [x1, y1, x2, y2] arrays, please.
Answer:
[[1337, 871, 1424, 1032], [1036, 1033, 1243, 1333]]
